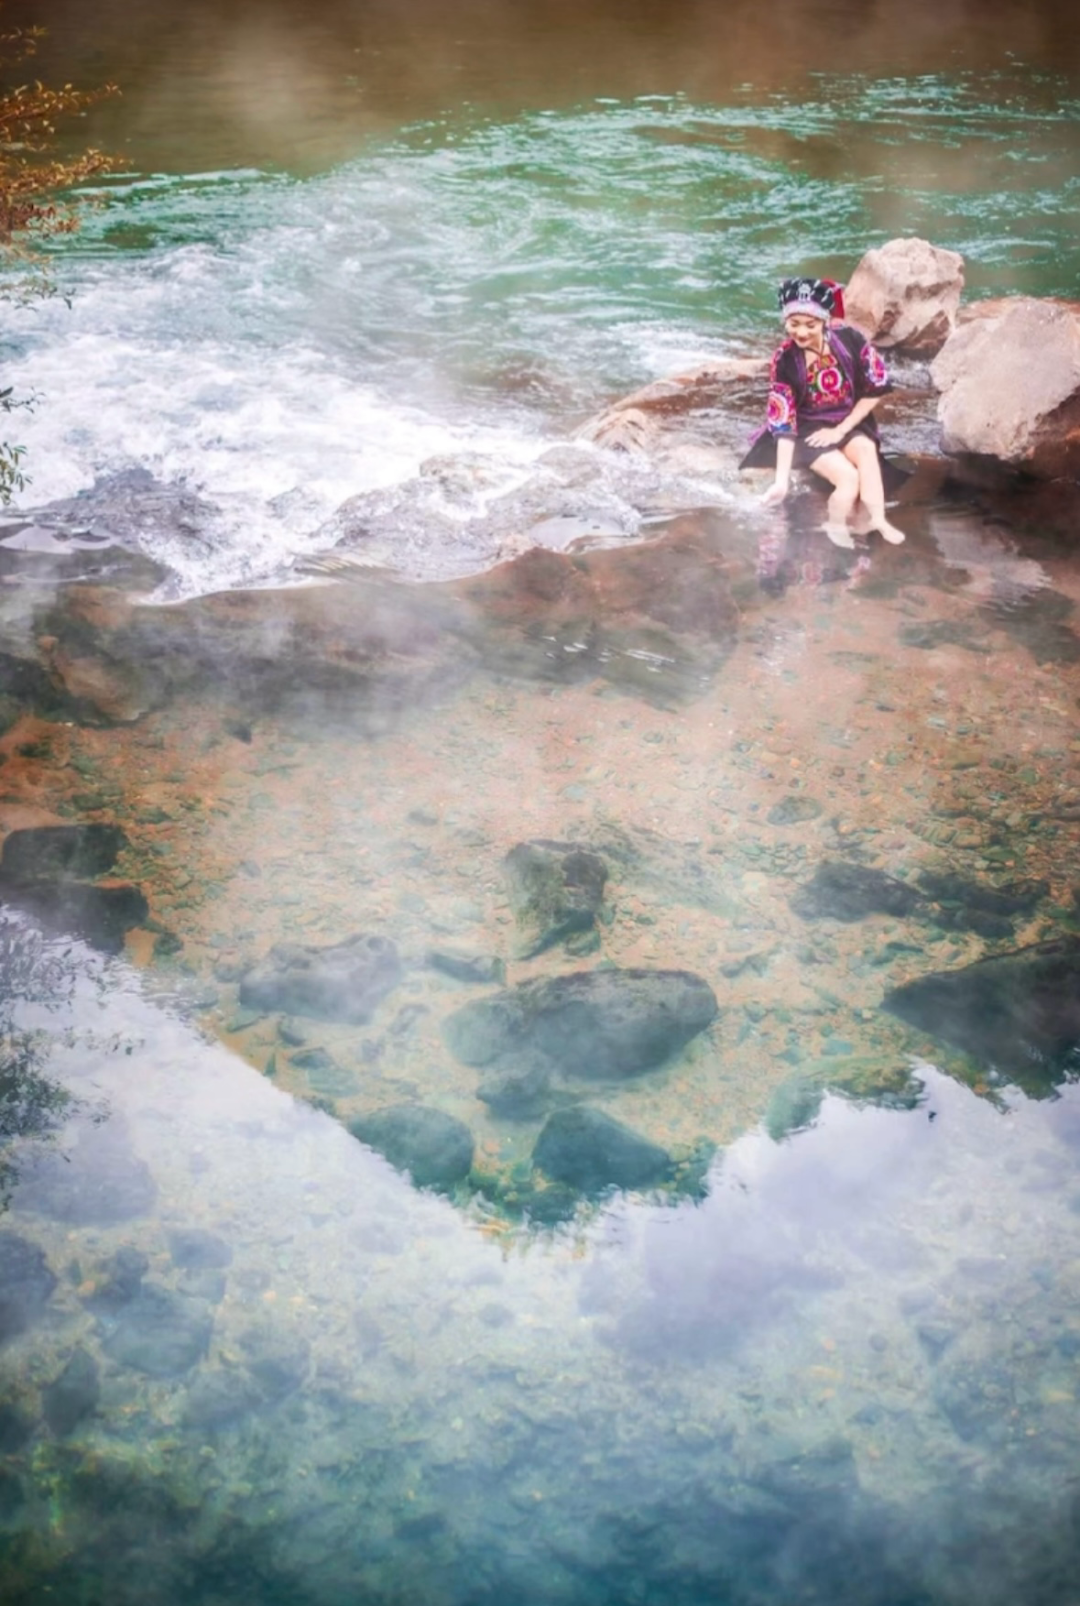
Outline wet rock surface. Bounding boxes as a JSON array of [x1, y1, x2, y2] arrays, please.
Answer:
[[931, 298, 1080, 477], [0, 1231, 57, 1343], [532, 1105, 673, 1194], [239, 933, 402, 1023], [502, 839, 609, 958], [347, 1103, 475, 1190], [882, 936, 1080, 1086]]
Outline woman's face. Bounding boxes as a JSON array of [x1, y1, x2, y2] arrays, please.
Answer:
[[784, 312, 828, 349]]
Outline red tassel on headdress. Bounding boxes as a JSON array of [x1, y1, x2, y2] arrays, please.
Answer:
[[822, 278, 845, 321]]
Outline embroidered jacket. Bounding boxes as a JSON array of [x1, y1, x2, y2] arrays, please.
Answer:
[[765, 324, 891, 440]]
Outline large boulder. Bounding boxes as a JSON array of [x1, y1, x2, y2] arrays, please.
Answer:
[[239, 933, 401, 1023], [844, 237, 965, 355], [930, 298, 1080, 478]]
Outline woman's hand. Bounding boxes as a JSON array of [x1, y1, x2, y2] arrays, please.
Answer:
[[806, 424, 848, 449], [760, 481, 788, 506]]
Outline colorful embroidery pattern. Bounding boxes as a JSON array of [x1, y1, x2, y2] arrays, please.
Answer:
[[861, 342, 889, 391], [767, 381, 796, 435], [806, 355, 850, 407]]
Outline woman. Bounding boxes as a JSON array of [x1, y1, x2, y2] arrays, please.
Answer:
[[741, 276, 906, 547]]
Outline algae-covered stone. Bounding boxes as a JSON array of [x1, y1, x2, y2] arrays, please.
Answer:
[[502, 839, 608, 958], [239, 932, 401, 1023], [349, 1104, 475, 1190], [533, 1106, 673, 1195]]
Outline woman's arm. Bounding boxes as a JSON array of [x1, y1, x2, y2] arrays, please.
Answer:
[[761, 435, 796, 503]]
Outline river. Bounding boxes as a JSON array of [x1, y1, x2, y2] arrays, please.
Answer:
[[1, 3, 1080, 1603]]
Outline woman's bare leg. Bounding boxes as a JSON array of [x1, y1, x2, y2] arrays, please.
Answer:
[[842, 435, 905, 543], [808, 450, 860, 546]]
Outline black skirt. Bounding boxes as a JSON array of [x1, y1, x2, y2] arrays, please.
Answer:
[[740, 423, 911, 495]]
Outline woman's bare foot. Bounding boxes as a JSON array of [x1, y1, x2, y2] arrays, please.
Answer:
[[823, 521, 856, 548]]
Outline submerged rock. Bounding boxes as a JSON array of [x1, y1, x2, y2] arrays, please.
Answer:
[[0, 1232, 57, 1344], [239, 933, 401, 1023], [99, 1284, 213, 1377], [882, 936, 1080, 1085], [348, 1104, 475, 1190], [503, 839, 608, 958], [791, 862, 923, 923], [767, 795, 823, 827], [446, 967, 718, 1114], [0, 1401, 35, 1453], [915, 870, 1047, 937], [0, 823, 128, 880], [533, 1106, 673, 1195], [80, 1247, 149, 1311], [0, 879, 148, 953], [167, 1229, 233, 1271], [766, 1057, 925, 1143], [43, 1348, 100, 1438], [424, 947, 505, 986]]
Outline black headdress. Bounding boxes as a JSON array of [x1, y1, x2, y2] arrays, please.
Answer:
[[777, 277, 844, 321]]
